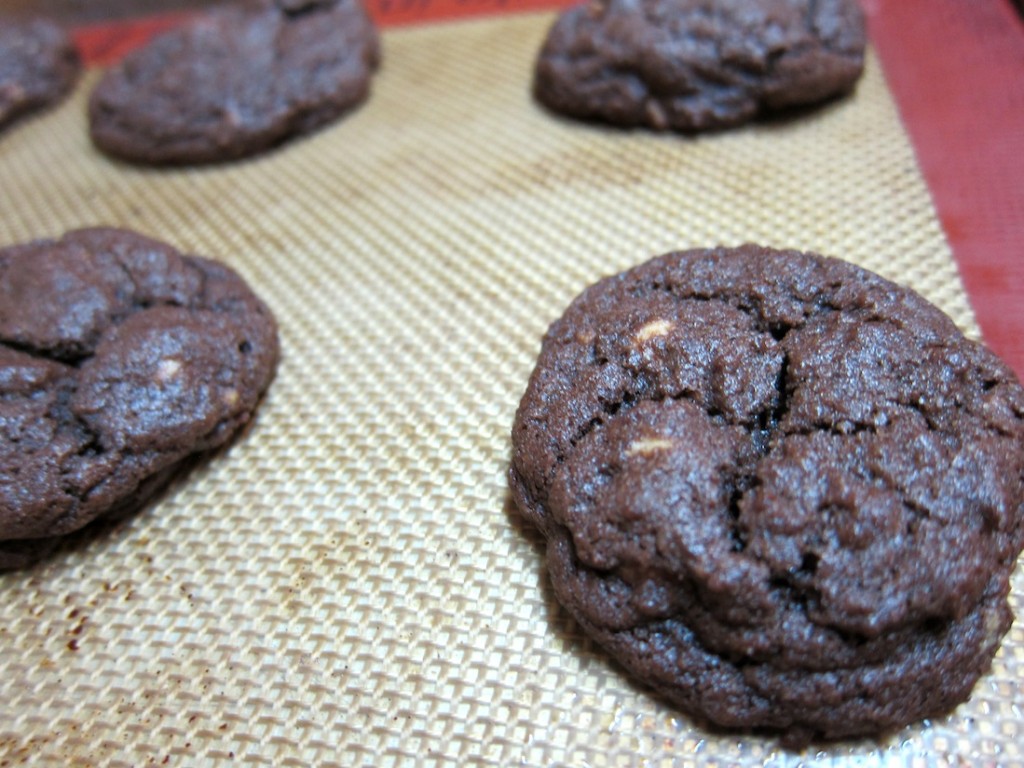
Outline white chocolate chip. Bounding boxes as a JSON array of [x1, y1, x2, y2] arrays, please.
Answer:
[[155, 358, 181, 382], [981, 607, 1004, 651], [635, 319, 673, 343], [626, 438, 674, 456]]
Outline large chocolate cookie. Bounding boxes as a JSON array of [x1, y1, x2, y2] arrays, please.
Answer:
[[89, 0, 380, 165], [0, 228, 279, 570], [510, 245, 1024, 742], [534, 0, 866, 132], [0, 18, 80, 132]]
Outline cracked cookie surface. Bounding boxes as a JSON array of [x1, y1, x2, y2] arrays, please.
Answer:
[[510, 245, 1024, 742], [89, 0, 380, 165], [534, 0, 866, 132], [0, 228, 279, 570], [0, 17, 80, 132]]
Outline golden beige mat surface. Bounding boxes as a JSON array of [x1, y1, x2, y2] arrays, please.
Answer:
[[1, 12, 1021, 767]]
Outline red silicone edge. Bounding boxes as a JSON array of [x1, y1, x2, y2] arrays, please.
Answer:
[[862, 0, 1024, 379]]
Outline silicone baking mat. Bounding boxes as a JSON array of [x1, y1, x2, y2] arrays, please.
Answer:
[[1, 11, 1021, 766]]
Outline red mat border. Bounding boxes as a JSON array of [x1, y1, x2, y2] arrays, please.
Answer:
[[73, 12, 198, 66], [863, 0, 1024, 379], [71, 0, 1024, 379]]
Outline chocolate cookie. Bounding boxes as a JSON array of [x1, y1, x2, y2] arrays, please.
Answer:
[[88, 0, 380, 165], [0, 18, 80, 132], [0, 228, 279, 570], [534, 0, 866, 132], [510, 245, 1024, 742]]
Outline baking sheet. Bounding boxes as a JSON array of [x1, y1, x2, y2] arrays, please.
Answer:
[[0, 12, 1021, 766]]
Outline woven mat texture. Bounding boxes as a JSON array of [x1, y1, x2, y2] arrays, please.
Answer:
[[1, 12, 1021, 767]]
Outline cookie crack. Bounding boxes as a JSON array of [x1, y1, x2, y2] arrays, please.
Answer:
[[765, 351, 792, 438], [51, 378, 108, 466], [725, 480, 747, 553], [639, 281, 841, 341], [0, 336, 92, 367], [0, 338, 46, 361], [564, 392, 639, 457], [806, 0, 820, 38], [44, 419, 108, 534], [902, 498, 932, 535], [276, 0, 333, 19], [112, 248, 201, 314], [784, 420, 878, 439]]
